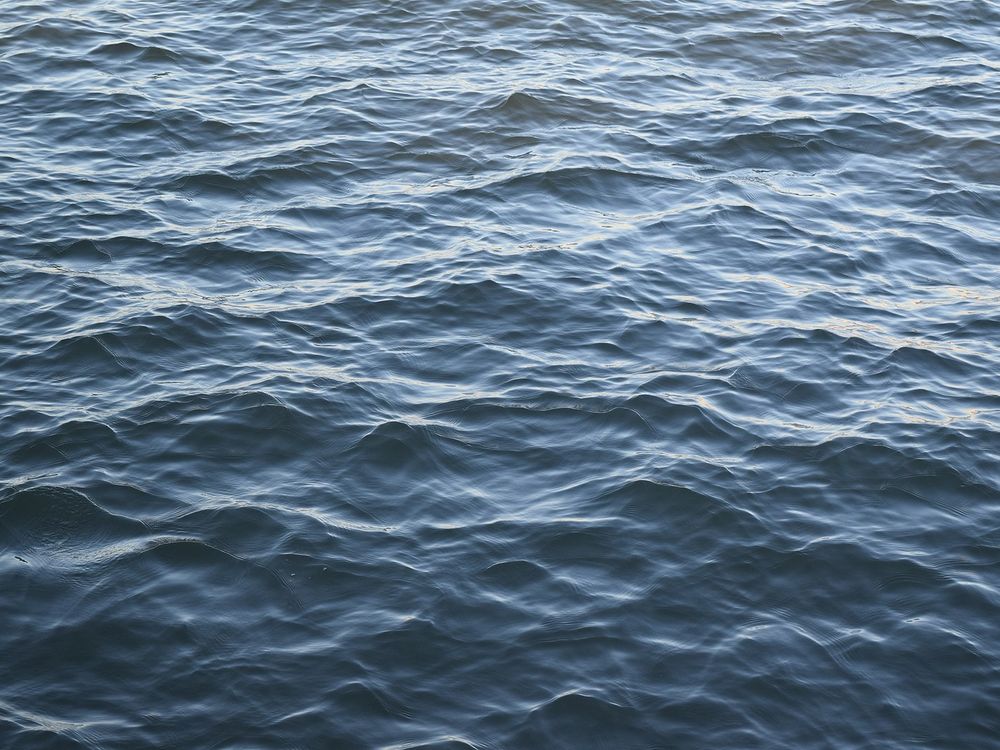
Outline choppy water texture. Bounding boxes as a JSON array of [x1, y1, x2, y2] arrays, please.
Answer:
[[2, 1, 1000, 748]]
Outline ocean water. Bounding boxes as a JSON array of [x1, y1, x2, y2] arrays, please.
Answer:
[[2, 0, 999, 747]]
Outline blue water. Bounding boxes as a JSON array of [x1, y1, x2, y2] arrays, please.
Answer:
[[2, 1, 999, 748]]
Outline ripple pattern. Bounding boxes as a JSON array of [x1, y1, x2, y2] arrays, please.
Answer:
[[2, 0, 999, 748]]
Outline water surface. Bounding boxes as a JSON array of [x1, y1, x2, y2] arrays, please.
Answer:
[[2, 0, 999, 747]]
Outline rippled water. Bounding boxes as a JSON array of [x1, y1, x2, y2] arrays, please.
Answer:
[[2, 0, 999, 747]]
